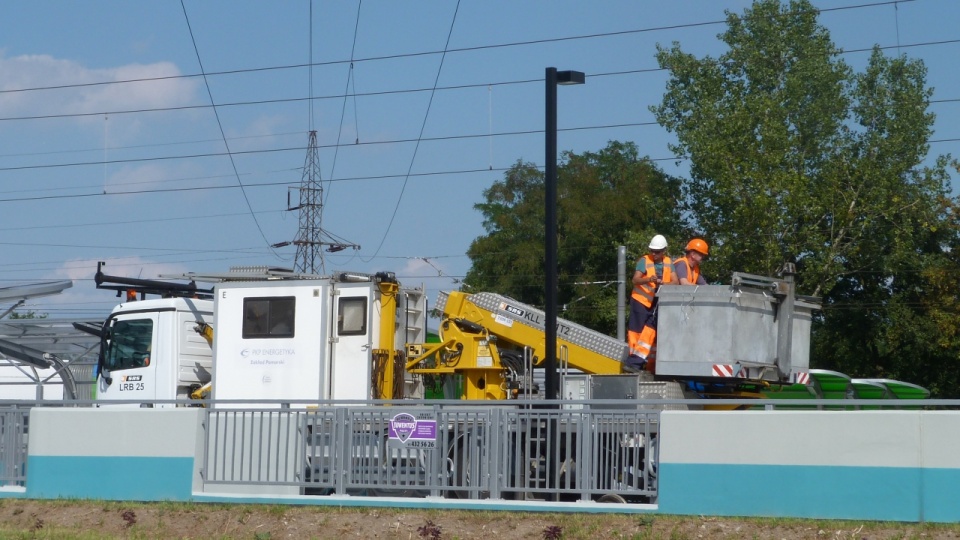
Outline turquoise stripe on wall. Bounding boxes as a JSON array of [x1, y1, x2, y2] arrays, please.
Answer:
[[659, 463, 923, 522], [921, 468, 960, 522], [26, 456, 194, 501]]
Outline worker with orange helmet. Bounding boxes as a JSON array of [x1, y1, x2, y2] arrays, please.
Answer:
[[627, 234, 678, 368], [674, 238, 709, 286]]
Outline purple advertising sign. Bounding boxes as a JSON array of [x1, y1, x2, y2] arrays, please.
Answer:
[[388, 412, 438, 448]]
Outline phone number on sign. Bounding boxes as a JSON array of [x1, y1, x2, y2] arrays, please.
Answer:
[[404, 440, 436, 448]]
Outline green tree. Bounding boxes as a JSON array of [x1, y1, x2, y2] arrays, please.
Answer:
[[464, 141, 686, 334], [653, 0, 957, 394]]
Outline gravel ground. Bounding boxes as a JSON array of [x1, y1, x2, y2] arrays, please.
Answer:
[[1, 499, 958, 539]]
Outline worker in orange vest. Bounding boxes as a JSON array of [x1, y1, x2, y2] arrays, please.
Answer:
[[627, 234, 677, 369], [674, 238, 709, 286]]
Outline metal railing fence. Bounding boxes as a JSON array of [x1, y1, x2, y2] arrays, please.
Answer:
[[201, 401, 661, 503], [5, 397, 960, 503], [0, 407, 30, 486]]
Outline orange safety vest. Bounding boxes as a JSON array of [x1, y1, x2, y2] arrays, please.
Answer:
[[631, 254, 673, 308], [675, 256, 700, 285]]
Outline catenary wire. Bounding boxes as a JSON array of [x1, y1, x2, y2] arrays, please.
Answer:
[[180, 0, 278, 256], [6, 32, 960, 125], [0, 0, 914, 98], [363, 0, 461, 262]]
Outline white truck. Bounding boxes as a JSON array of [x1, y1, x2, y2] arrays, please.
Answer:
[[93, 264, 427, 406]]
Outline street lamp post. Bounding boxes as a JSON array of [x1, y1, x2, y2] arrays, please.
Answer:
[[544, 67, 585, 401]]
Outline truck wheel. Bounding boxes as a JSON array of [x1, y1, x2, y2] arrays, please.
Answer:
[[597, 493, 627, 503]]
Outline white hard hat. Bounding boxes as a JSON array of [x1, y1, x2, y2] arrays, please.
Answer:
[[649, 234, 668, 250]]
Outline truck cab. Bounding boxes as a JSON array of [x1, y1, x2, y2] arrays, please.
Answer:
[[96, 297, 213, 406]]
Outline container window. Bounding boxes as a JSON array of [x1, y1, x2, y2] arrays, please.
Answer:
[[243, 296, 296, 338], [338, 297, 367, 336]]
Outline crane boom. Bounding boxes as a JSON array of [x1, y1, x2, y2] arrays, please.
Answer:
[[437, 291, 629, 375]]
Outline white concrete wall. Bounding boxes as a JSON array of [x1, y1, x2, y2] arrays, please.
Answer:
[[657, 410, 960, 522]]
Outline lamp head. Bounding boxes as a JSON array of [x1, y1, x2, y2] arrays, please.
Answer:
[[556, 70, 585, 85]]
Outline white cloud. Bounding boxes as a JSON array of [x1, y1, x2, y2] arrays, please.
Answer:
[[398, 257, 435, 280], [0, 52, 199, 118]]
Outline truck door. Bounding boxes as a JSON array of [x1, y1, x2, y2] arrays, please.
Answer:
[[97, 312, 159, 405], [329, 284, 373, 400]]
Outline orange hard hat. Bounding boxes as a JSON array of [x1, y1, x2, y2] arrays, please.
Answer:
[[686, 238, 709, 256]]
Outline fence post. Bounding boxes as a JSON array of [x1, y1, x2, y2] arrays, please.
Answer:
[[488, 407, 501, 500]]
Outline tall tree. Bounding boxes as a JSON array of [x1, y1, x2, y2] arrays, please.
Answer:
[[653, 0, 957, 394], [464, 141, 686, 334]]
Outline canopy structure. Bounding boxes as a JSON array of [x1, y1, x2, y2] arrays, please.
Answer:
[[0, 280, 96, 367], [808, 369, 856, 400], [0, 280, 73, 316], [0, 281, 102, 400], [0, 319, 102, 401], [0, 319, 101, 369]]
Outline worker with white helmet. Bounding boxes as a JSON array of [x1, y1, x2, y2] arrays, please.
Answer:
[[674, 238, 709, 286], [627, 234, 678, 368]]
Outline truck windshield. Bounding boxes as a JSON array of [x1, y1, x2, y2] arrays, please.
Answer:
[[104, 318, 153, 372]]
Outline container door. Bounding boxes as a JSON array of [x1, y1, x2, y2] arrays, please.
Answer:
[[329, 284, 373, 400]]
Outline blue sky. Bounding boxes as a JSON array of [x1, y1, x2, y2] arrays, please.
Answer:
[[1, 0, 957, 319]]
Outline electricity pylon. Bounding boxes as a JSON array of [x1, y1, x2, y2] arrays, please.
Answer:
[[274, 130, 359, 274]]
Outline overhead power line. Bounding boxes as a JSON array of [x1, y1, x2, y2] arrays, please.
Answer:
[[6, 107, 957, 180], [180, 1, 278, 257], [0, 0, 914, 98], [0, 20, 736, 95], [327, 0, 364, 191], [0, 165, 513, 204], [364, 0, 462, 262], [7, 31, 960, 125], [3, 86, 960, 166], [0, 121, 660, 174], [2, 125, 957, 204]]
